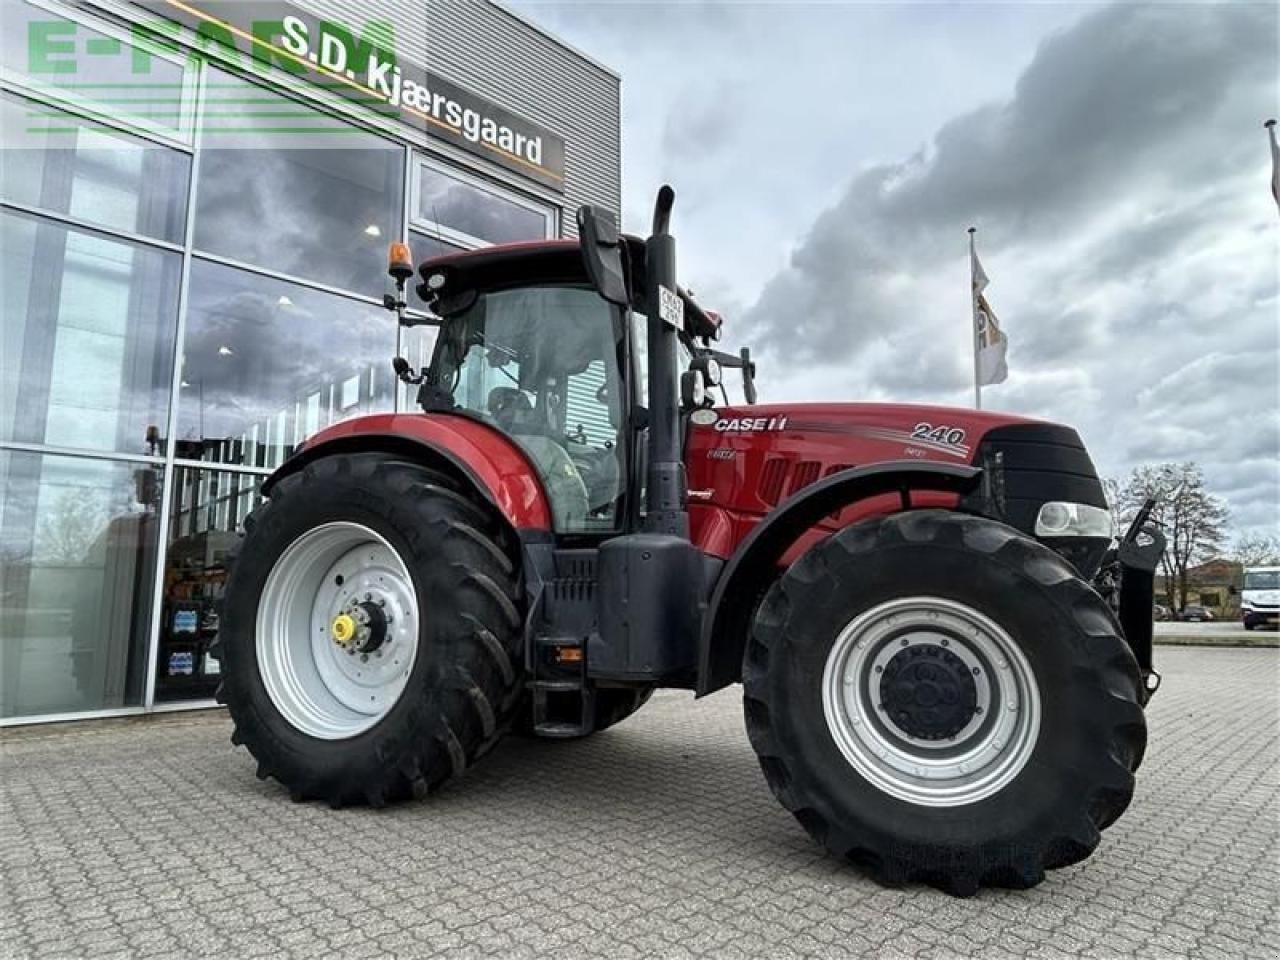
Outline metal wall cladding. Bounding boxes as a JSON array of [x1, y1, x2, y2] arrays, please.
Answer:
[[298, 0, 621, 233]]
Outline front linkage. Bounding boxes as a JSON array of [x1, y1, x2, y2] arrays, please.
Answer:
[[1096, 497, 1165, 702]]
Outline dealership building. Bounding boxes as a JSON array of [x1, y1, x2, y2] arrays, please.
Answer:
[[0, 0, 620, 723]]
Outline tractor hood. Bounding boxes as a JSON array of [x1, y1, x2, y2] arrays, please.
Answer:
[[686, 401, 1111, 575], [691, 402, 1045, 464]]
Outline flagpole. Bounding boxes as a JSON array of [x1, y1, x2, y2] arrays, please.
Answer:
[[1266, 119, 1279, 217], [968, 227, 981, 410]]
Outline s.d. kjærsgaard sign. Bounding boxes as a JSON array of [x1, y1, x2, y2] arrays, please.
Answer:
[[138, 0, 566, 190]]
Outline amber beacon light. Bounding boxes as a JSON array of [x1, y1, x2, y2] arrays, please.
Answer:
[[388, 241, 414, 281]]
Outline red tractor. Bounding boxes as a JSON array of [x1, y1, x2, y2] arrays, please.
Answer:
[[217, 188, 1163, 895]]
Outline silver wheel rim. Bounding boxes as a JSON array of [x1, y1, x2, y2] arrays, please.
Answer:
[[256, 522, 419, 740], [821, 595, 1040, 807]]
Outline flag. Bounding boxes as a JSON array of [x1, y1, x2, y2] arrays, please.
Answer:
[[1267, 120, 1279, 215], [970, 234, 1008, 386]]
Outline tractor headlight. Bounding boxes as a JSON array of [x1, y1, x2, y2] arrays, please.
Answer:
[[1035, 501, 1113, 538], [691, 354, 722, 387]]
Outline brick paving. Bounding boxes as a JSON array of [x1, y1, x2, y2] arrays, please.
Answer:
[[1, 646, 1277, 959]]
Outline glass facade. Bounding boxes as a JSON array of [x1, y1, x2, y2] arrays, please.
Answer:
[[0, 0, 557, 722], [0, 450, 161, 717], [177, 260, 396, 469]]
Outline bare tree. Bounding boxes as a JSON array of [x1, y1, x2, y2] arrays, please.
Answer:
[[1115, 462, 1228, 614], [1230, 532, 1280, 566], [36, 492, 108, 566], [1101, 475, 1125, 537]]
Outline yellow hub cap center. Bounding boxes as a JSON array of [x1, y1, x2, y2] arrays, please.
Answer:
[[330, 613, 357, 646]]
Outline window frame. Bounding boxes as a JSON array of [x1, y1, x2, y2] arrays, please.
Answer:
[[1, 0, 199, 148], [425, 286, 634, 539], [410, 153, 556, 250]]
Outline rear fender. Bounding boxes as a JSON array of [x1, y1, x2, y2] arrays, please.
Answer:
[[697, 461, 982, 697], [261, 413, 553, 532]]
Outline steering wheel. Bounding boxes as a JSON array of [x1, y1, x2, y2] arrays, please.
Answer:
[[487, 386, 534, 431]]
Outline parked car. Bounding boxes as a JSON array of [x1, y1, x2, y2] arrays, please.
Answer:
[[1153, 604, 1171, 621], [1179, 605, 1215, 622]]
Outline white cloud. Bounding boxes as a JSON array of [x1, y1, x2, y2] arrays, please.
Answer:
[[515, 1, 1279, 537]]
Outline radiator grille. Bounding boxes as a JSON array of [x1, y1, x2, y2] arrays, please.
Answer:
[[760, 458, 790, 504], [787, 461, 822, 497]]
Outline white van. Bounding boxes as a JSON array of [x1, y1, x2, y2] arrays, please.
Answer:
[[1240, 566, 1280, 630]]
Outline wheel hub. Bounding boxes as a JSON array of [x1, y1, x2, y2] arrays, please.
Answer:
[[880, 644, 977, 740], [821, 596, 1041, 807], [331, 600, 391, 654], [257, 522, 419, 741]]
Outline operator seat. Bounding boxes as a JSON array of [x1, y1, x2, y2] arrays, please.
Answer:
[[487, 387, 589, 529]]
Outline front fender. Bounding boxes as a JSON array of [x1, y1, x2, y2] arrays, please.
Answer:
[[262, 413, 553, 532], [697, 461, 982, 697]]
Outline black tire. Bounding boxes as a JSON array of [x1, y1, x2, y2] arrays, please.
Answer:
[[216, 453, 523, 806], [743, 510, 1146, 896]]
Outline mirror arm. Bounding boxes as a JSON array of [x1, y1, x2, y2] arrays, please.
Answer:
[[694, 346, 758, 405]]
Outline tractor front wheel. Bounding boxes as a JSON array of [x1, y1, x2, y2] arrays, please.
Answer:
[[216, 453, 523, 806], [744, 510, 1146, 895]]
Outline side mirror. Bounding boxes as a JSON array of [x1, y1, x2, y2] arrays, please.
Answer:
[[577, 205, 629, 306], [740, 347, 758, 405], [1228, 585, 1238, 597]]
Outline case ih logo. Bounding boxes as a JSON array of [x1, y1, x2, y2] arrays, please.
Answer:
[[715, 416, 789, 432]]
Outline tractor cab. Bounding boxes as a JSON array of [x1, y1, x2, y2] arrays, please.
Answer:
[[387, 226, 738, 538]]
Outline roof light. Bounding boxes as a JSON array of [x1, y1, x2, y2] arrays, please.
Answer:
[[388, 241, 414, 281], [364, 224, 382, 237]]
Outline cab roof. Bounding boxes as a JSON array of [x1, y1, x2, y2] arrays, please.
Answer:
[[414, 237, 721, 339]]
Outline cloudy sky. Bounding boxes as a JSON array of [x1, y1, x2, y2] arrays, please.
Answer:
[[511, 0, 1279, 538]]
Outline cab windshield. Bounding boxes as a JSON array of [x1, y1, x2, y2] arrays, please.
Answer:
[[429, 286, 626, 532], [1244, 571, 1280, 590]]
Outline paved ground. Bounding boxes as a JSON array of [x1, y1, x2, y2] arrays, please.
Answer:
[[2, 646, 1277, 960]]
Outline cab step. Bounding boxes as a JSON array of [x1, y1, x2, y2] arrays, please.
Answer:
[[529, 636, 595, 737]]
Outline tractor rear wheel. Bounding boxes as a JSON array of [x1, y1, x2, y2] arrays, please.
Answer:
[[743, 510, 1146, 896], [216, 453, 523, 806]]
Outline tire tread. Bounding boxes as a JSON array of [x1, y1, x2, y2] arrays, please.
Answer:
[[743, 509, 1145, 896], [218, 453, 523, 807]]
